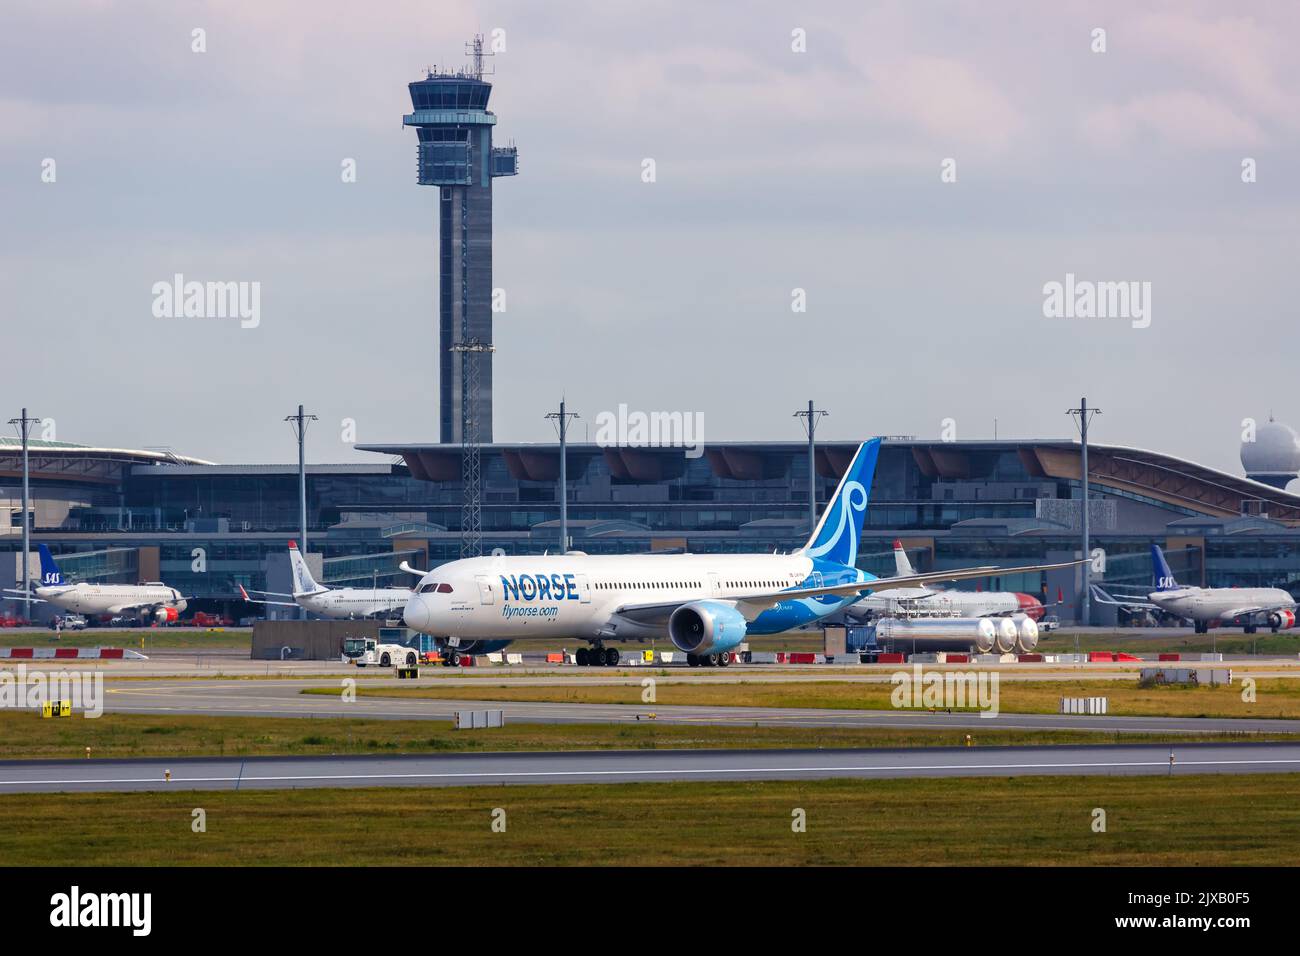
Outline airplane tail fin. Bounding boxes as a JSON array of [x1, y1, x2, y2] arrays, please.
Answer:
[[892, 539, 916, 576], [1151, 544, 1179, 591], [37, 544, 63, 586], [288, 541, 326, 596], [801, 439, 880, 569]]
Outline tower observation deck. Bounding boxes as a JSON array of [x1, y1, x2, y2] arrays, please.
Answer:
[[404, 38, 519, 446]]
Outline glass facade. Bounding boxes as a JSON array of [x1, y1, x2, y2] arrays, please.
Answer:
[[4, 442, 1299, 620]]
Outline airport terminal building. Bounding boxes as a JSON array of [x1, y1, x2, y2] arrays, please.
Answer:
[[5, 433, 1300, 624]]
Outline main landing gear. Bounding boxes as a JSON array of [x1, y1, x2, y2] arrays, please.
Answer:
[[686, 652, 731, 668], [576, 645, 620, 667]]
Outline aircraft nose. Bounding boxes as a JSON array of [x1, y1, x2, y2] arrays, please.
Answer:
[[404, 596, 432, 632]]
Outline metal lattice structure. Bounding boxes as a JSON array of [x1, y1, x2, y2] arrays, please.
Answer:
[[452, 338, 493, 558]]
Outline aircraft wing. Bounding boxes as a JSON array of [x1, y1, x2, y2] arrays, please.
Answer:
[[1089, 585, 1158, 610], [1, 590, 46, 604], [237, 584, 299, 607], [609, 602, 682, 628], [742, 559, 1088, 605], [611, 559, 1089, 625], [104, 601, 173, 615], [1220, 602, 1298, 621]]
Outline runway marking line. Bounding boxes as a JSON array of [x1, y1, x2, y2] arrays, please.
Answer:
[[3, 756, 1300, 787]]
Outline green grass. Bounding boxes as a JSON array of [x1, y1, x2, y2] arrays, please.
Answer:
[[307, 676, 1300, 719], [0, 629, 251, 650], [1, 774, 1297, 865], [1, 711, 1286, 761], [1044, 630, 1300, 656]]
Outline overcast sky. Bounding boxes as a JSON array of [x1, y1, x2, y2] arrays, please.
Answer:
[[2, 1, 1297, 475]]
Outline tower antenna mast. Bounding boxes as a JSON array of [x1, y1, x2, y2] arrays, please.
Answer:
[[465, 34, 494, 79]]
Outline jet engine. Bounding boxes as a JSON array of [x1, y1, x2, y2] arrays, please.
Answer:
[[668, 601, 748, 656], [154, 606, 179, 624], [1268, 610, 1296, 630]]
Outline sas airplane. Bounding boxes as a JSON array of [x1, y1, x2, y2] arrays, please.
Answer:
[[239, 541, 412, 621], [402, 439, 1084, 666], [2, 544, 187, 623], [1092, 544, 1297, 634]]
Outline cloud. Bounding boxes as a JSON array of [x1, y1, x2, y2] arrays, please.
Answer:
[[1081, 90, 1264, 150], [862, 55, 1027, 155]]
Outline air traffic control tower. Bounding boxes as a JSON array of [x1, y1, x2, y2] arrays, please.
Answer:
[[404, 37, 518, 445]]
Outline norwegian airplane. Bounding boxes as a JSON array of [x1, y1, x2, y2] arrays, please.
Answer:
[[401, 439, 1084, 666], [239, 541, 411, 620], [1092, 544, 1297, 634], [2, 544, 187, 623], [849, 540, 1046, 621]]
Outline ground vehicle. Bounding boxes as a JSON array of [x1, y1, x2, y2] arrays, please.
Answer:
[[340, 636, 418, 668], [188, 611, 232, 627], [51, 614, 88, 631]]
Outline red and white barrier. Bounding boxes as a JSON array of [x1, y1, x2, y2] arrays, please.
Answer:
[[0, 647, 147, 660]]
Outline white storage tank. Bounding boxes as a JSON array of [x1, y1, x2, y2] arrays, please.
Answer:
[[873, 617, 998, 653]]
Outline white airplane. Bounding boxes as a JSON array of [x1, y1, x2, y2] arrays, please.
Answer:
[[402, 439, 1085, 666], [849, 540, 1047, 621], [2, 544, 187, 623], [1092, 544, 1297, 634], [239, 541, 412, 620]]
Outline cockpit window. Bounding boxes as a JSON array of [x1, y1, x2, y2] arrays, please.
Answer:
[[418, 582, 455, 594], [419, 582, 438, 593], [437, 583, 453, 593]]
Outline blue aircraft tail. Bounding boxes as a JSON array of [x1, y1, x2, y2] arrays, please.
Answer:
[[1151, 544, 1179, 591], [802, 439, 880, 569], [37, 545, 63, 587]]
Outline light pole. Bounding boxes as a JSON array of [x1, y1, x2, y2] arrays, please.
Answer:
[[8, 410, 38, 623], [794, 401, 827, 537], [285, 405, 317, 620], [545, 399, 580, 553], [1067, 398, 1101, 632]]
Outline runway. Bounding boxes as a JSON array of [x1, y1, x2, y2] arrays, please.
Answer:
[[99, 677, 1300, 735], [2, 742, 1299, 793]]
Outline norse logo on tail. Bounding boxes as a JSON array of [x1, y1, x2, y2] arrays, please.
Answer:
[[287, 541, 326, 596], [802, 439, 880, 569]]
